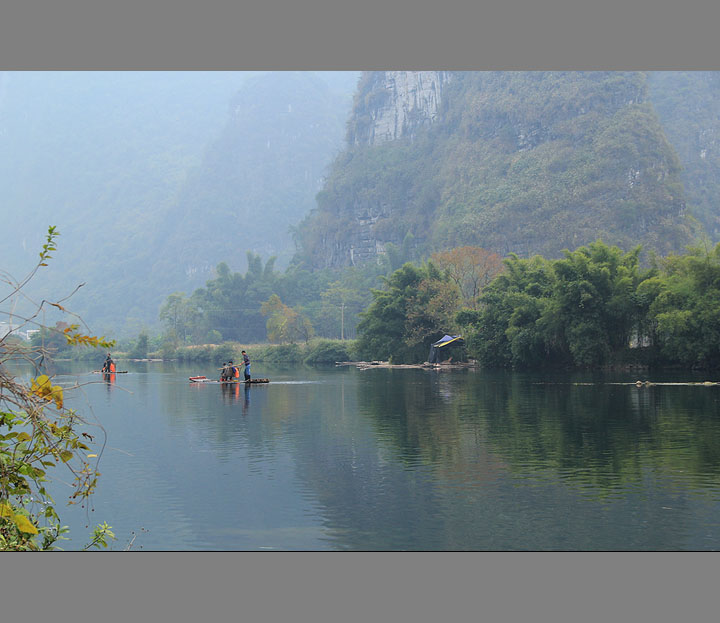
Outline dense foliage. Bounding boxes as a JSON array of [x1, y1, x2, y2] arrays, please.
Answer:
[[460, 239, 720, 369], [641, 241, 720, 368], [157, 237, 720, 371], [6, 71, 720, 339], [462, 241, 650, 368], [337, 237, 720, 370]]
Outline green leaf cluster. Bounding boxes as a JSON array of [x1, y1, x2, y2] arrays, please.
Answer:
[[642, 241, 720, 367], [464, 241, 650, 368]]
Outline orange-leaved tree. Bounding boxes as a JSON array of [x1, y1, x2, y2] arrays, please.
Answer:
[[431, 246, 504, 309]]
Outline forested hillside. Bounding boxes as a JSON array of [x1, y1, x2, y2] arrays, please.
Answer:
[[296, 71, 695, 270]]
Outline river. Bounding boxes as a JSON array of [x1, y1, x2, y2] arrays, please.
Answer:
[[33, 361, 720, 550]]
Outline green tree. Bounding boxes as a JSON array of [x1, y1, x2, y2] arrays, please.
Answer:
[[159, 292, 200, 345], [260, 294, 314, 344], [551, 241, 646, 366], [129, 332, 149, 359], [460, 253, 558, 368], [181, 253, 279, 343], [404, 269, 462, 350], [643, 241, 720, 367], [356, 261, 461, 363]]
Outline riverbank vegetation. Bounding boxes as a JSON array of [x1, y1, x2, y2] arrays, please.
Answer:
[[140, 238, 720, 371]]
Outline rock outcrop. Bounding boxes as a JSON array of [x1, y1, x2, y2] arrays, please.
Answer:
[[348, 71, 451, 146]]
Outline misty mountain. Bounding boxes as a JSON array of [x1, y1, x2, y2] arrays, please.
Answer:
[[0, 71, 358, 336], [151, 71, 356, 290]]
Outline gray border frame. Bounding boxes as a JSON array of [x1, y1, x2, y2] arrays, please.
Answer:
[[2, 0, 720, 622], [3, 1, 720, 70]]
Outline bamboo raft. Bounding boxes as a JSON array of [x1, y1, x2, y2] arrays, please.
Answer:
[[189, 376, 269, 384]]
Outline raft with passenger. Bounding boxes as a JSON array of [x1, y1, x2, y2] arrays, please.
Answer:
[[189, 376, 269, 384]]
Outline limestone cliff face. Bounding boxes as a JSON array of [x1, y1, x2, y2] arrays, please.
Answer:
[[348, 71, 452, 146], [318, 71, 452, 268]]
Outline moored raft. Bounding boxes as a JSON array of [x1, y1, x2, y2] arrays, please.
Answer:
[[566, 380, 720, 387]]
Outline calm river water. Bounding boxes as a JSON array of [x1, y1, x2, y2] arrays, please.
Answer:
[[36, 361, 720, 550]]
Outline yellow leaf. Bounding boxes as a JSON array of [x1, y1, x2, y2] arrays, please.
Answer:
[[59, 450, 73, 463], [87, 454, 98, 458], [16, 432, 32, 442], [0, 502, 14, 518], [13, 514, 39, 534], [32, 375, 53, 400], [51, 386, 64, 409]]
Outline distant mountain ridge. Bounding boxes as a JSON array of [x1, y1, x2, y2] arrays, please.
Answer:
[[296, 71, 705, 269]]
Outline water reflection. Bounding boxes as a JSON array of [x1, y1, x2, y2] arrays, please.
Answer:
[[354, 369, 720, 498], [41, 363, 720, 550], [335, 369, 720, 549]]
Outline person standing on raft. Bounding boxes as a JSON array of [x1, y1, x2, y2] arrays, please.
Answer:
[[101, 353, 115, 373], [242, 350, 251, 382]]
